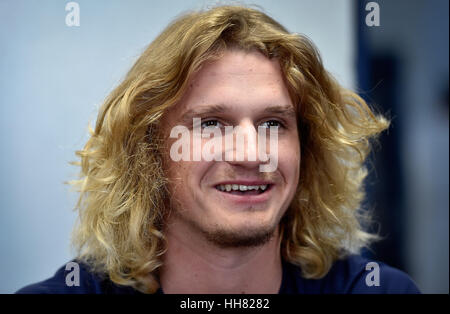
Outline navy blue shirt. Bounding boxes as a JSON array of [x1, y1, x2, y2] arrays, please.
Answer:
[[16, 255, 420, 294]]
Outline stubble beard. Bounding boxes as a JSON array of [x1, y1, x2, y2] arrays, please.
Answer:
[[201, 224, 277, 248], [178, 210, 279, 249]]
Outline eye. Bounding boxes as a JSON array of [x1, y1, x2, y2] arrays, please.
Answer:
[[201, 119, 223, 129], [260, 120, 283, 128]]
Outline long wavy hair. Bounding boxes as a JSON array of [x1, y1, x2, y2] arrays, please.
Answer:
[[69, 5, 389, 293]]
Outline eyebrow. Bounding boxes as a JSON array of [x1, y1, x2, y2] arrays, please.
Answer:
[[263, 105, 297, 117], [179, 104, 297, 125], [180, 104, 228, 125]]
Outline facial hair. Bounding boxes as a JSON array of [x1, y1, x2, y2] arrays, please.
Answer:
[[200, 224, 277, 248]]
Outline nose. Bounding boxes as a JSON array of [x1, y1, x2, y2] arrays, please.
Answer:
[[224, 119, 268, 169]]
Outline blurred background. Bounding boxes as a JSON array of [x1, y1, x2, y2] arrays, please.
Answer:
[[0, 0, 447, 293]]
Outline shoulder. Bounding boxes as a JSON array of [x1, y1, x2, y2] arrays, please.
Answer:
[[325, 254, 421, 294], [15, 260, 140, 294], [283, 254, 421, 294]]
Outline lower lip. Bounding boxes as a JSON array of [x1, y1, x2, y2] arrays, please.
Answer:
[[213, 185, 273, 205]]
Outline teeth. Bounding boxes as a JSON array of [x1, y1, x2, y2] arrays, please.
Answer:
[[216, 184, 269, 192]]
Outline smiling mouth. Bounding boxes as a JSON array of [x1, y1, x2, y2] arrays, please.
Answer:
[[214, 184, 273, 195]]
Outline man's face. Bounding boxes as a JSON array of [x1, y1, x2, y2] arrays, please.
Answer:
[[160, 49, 300, 248]]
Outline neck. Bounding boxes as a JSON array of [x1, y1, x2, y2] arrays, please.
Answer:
[[159, 218, 283, 294]]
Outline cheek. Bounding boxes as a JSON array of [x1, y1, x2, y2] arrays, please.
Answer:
[[165, 159, 212, 195], [162, 134, 218, 195], [278, 136, 301, 183]]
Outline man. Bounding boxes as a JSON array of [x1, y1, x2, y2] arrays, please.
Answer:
[[17, 5, 420, 294]]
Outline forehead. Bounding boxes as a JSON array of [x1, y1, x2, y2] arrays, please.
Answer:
[[195, 48, 283, 80], [170, 49, 294, 118]]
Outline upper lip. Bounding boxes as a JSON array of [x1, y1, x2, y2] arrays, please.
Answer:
[[214, 180, 274, 186]]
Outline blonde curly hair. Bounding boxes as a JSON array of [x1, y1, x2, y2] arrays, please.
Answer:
[[69, 5, 389, 293]]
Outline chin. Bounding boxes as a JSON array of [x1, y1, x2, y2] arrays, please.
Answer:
[[203, 227, 277, 248], [212, 203, 282, 228], [199, 217, 279, 248]]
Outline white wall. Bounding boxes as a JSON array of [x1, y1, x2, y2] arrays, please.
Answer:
[[0, 0, 355, 293]]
